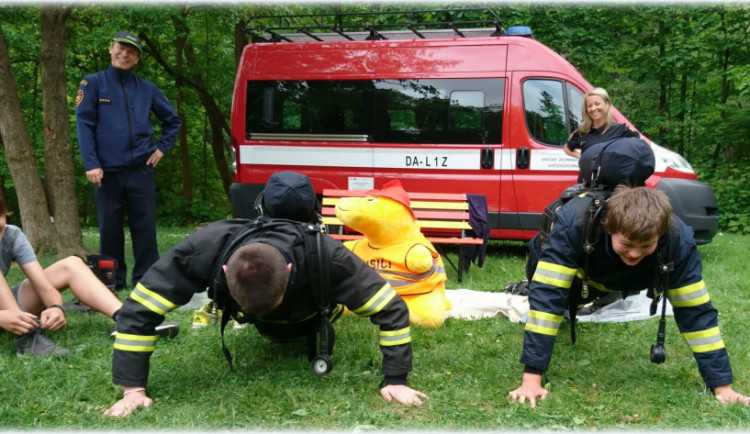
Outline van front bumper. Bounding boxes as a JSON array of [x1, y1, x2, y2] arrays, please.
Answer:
[[654, 177, 719, 245]]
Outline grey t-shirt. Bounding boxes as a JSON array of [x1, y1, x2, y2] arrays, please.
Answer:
[[0, 224, 37, 277]]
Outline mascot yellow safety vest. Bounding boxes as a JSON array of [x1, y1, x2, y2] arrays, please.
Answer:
[[349, 235, 447, 296]]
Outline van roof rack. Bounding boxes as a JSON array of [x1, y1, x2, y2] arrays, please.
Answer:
[[243, 8, 506, 43]]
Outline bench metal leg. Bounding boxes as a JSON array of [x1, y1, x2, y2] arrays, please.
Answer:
[[458, 245, 464, 283], [435, 245, 463, 283]]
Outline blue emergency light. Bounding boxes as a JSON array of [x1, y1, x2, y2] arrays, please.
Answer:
[[506, 26, 534, 38]]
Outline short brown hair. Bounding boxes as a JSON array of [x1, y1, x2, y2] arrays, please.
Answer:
[[225, 242, 289, 315], [0, 196, 11, 217], [604, 186, 672, 243]]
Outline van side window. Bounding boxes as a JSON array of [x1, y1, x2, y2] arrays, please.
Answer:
[[523, 79, 580, 146], [566, 85, 584, 133], [246, 79, 504, 145]]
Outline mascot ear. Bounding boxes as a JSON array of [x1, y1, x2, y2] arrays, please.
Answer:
[[222, 264, 228, 274], [287, 263, 293, 274]]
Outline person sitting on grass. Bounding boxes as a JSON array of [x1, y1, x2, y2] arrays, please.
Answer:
[[509, 186, 750, 407], [104, 172, 427, 417], [0, 198, 123, 356]]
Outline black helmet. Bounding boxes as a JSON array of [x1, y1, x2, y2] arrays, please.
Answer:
[[258, 171, 317, 222]]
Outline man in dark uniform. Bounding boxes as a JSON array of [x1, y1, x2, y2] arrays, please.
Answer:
[[103, 172, 428, 417], [75, 31, 182, 290], [508, 186, 750, 407]]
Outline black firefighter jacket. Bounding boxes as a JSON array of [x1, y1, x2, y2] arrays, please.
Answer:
[[112, 219, 413, 387]]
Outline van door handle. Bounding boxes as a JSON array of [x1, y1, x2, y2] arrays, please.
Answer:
[[517, 147, 530, 169], [480, 148, 494, 169]]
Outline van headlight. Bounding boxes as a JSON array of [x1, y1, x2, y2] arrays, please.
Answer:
[[650, 141, 694, 174]]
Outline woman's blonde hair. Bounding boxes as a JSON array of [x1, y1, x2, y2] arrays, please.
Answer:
[[576, 87, 614, 135]]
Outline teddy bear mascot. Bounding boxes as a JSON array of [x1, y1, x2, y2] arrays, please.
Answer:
[[335, 180, 451, 329]]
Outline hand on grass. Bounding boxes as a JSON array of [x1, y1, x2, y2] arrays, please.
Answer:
[[509, 372, 548, 408], [103, 389, 153, 417], [380, 384, 428, 406], [713, 384, 750, 405]]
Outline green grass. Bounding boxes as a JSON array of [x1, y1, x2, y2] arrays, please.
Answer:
[[1, 228, 748, 430]]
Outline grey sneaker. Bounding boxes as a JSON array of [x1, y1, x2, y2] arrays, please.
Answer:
[[63, 298, 93, 313], [578, 292, 621, 316], [16, 328, 69, 357], [110, 321, 180, 339]]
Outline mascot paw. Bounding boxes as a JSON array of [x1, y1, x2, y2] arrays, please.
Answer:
[[405, 244, 434, 274], [403, 291, 448, 329]]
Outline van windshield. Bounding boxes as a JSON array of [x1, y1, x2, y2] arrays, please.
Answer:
[[245, 78, 504, 145]]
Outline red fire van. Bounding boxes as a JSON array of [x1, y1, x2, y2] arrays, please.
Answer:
[[229, 11, 718, 244]]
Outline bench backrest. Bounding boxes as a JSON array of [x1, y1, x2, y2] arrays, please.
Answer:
[[321, 189, 480, 244]]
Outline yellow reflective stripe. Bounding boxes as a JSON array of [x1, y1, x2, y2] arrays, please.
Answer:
[[352, 283, 397, 317], [113, 333, 157, 352], [668, 280, 710, 307], [525, 310, 563, 336], [130, 283, 178, 316], [380, 327, 411, 346], [683, 326, 725, 353], [532, 261, 577, 289]]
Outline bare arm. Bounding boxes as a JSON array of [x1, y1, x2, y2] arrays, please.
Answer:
[[563, 144, 580, 159], [0, 273, 38, 335], [19, 261, 66, 331]]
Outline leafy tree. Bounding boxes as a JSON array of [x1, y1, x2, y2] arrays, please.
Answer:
[[0, 5, 84, 255]]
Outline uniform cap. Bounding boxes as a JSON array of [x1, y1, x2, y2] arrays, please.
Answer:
[[263, 171, 316, 222], [113, 31, 143, 53], [366, 180, 415, 219]]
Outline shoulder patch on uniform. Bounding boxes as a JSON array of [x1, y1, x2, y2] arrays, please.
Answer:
[[75, 90, 84, 107], [80, 79, 88, 86]]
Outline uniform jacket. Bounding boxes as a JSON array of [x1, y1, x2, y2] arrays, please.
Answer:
[[75, 64, 181, 171], [522, 196, 732, 388], [112, 219, 412, 386]]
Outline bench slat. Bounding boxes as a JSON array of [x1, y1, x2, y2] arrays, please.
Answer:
[[321, 216, 472, 231], [323, 197, 468, 211], [323, 189, 468, 202], [327, 233, 484, 245], [321, 207, 469, 221]]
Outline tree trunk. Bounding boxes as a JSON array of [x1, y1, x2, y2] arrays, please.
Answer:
[[171, 12, 193, 218], [234, 21, 246, 65], [657, 20, 667, 141], [0, 22, 57, 253], [677, 73, 687, 156], [712, 11, 730, 167], [40, 4, 84, 256], [139, 27, 233, 196]]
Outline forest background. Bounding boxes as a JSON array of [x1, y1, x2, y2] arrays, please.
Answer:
[[1, 1, 749, 256]]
